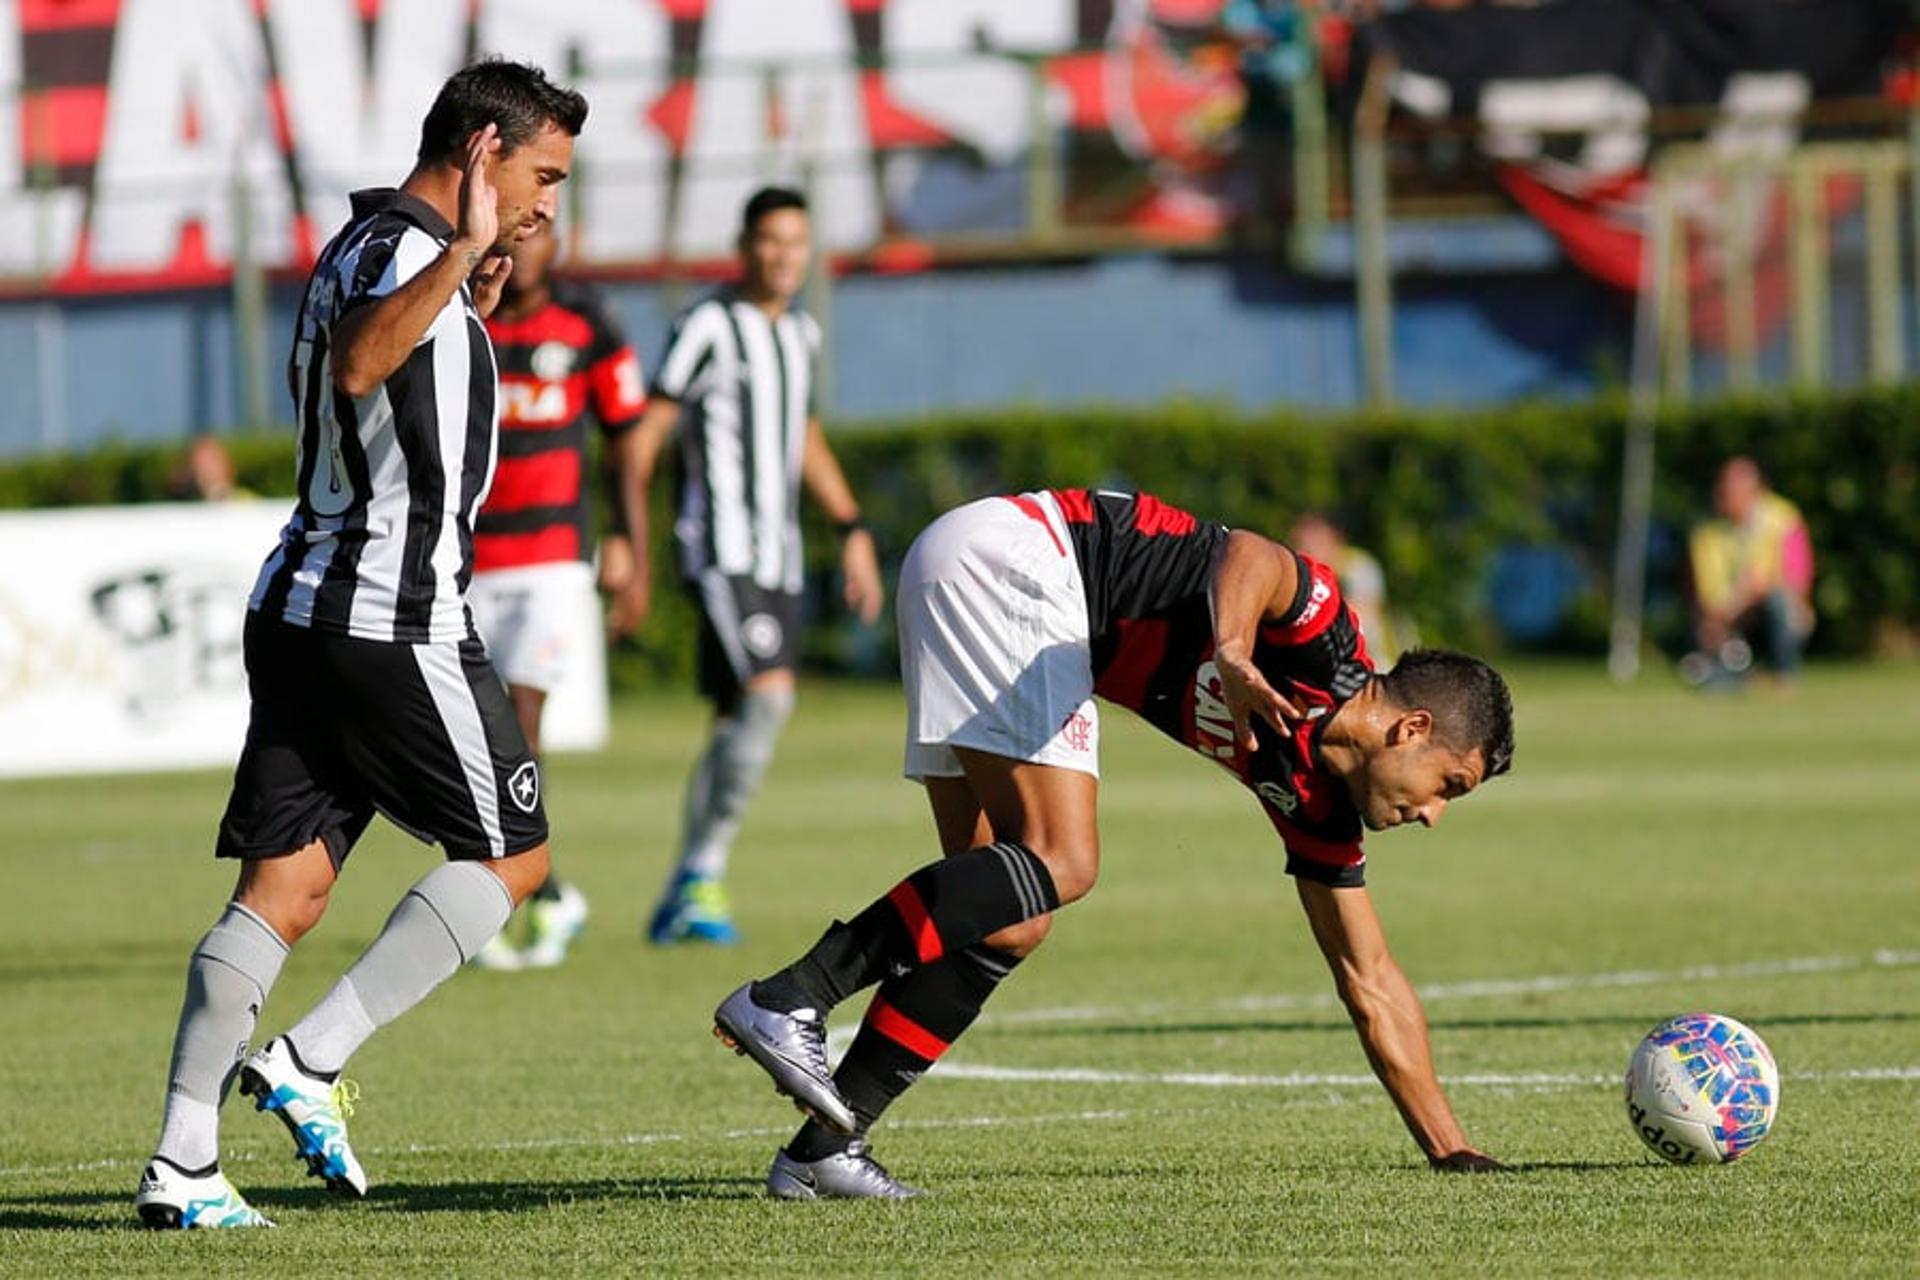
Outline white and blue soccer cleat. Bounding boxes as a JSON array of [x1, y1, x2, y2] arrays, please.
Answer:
[[238, 1036, 369, 1197], [135, 1157, 273, 1229]]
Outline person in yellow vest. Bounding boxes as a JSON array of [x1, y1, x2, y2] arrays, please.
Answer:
[[1291, 513, 1403, 664], [1686, 457, 1815, 686]]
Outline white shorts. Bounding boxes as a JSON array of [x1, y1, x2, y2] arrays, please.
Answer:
[[467, 561, 598, 693], [899, 492, 1100, 781]]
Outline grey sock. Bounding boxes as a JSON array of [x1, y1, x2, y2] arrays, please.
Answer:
[[285, 862, 512, 1076], [155, 903, 288, 1170], [673, 686, 795, 883]]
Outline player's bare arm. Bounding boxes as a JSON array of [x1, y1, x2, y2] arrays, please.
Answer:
[[800, 417, 884, 624], [1296, 877, 1502, 1172], [607, 395, 679, 631], [332, 125, 508, 396], [1207, 529, 1304, 753]]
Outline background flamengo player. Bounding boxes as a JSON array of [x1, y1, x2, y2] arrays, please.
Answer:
[[467, 221, 647, 970], [715, 488, 1515, 1198]]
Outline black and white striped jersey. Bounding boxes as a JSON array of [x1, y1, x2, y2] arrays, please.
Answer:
[[650, 288, 819, 593], [250, 188, 499, 644]]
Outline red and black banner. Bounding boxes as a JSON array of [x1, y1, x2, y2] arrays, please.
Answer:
[[1365, 0, 1905, 308], [0, 0, 1257, 294]]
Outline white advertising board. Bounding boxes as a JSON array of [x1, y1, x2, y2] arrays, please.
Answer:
[[0, 502, 607, 779]]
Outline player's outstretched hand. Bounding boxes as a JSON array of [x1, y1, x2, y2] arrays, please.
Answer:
[[1212, 640, 1302, 755], [1430, 1148, 1506, 1174], [842, 528, 884, 624]]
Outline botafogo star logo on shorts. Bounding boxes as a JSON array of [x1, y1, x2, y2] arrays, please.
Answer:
[[508, 761, 541, 813]]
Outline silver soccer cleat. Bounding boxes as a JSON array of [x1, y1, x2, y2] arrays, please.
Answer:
[[712, 982, 856, 1133], [767, 1140, 923, 1200]]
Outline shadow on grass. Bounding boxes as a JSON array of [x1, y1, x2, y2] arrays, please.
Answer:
[[0, 1174, 764, 1231], [994, 1009, 1920, 1040], [0, 1189, 138, 1232], [252, 1174, 765, 1214], [1501, 1159, 1652, 1174]]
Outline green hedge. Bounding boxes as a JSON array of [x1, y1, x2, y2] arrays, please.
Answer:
[[5, 388, 1915, 682]]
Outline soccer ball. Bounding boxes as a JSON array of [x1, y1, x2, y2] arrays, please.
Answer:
[[1624, 1012, 1779, 1164]]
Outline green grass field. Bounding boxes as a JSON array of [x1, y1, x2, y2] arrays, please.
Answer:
[[2, 663, 1917, 1276]]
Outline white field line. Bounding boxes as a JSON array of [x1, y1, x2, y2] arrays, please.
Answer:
[[927, 1064, 1920, 1090], [981, 948, 1920, 1032], [0, 1108, 1138, 1182], [823, 947, 1920, 1053]]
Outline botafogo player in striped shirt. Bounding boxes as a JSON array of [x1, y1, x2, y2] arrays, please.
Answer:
[[619, 187, 885, 946], [135, 60, 586, 1230]]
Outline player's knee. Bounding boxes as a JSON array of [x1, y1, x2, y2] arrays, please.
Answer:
[[1027, 839, 1099, 905], [238, 885, 329, 944], [985, 912, 1053, 958], [488, 843, 551, 905]]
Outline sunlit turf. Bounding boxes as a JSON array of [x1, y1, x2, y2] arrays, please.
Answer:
[[2, 662, 1916, 1275]]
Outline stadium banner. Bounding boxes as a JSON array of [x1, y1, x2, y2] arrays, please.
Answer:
[[0, 501, 607, 780], [0, 0, 1249, 293], [1366, 0, 1901, 298]]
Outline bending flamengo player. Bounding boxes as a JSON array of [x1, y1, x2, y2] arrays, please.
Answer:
[[134, 61, 586, 1229], [467, 220, 649, 970], [715, 489, 1514, 1198]]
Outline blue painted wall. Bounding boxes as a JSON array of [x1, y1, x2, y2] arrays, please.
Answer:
[[0, 248, 1643, 458]]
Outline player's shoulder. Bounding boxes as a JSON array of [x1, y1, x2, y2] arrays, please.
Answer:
[[338, 189, 447, 254], [674, 287, 735, 326]]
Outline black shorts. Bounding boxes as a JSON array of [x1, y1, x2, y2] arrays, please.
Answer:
[[689, 571, 801, 713], [216, 612, 548, 867]]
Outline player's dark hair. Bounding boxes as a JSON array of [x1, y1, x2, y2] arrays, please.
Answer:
[[741, 186, 808, 236], [1376, 648, 1514, 779], [416, 59, 588, 166]]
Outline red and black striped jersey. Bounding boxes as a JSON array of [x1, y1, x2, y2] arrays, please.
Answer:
[[1051, 488, 1377, 887], [474, 282, 645, 572]]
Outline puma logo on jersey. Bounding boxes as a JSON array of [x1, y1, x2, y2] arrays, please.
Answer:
[[1191, 661, 1237, 760]]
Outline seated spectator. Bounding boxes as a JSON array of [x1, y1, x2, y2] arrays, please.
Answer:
[[175, 434, 254, 502], [1290, 512, 1404, 661], [1685, 457, 1815, 686]]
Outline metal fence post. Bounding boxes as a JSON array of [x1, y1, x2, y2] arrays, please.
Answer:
[[1353, 54, 1395, 408], [1608, 171, 1675, 684], [1025, 55, 1061, 245], [1864, 151, 1903, 383], [230, 164, 272, 431]]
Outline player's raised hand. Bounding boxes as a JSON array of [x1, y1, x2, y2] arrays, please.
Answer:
[[1212, 639, 1302, 755], [841, 528, 884, 624], [457, 123, 501, 258], [1430, 1148, 1506, 1174]]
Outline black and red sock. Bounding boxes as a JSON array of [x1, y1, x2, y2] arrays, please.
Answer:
[[754, 841, 1055, 1014], [786, 943, 1024, 1161]]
